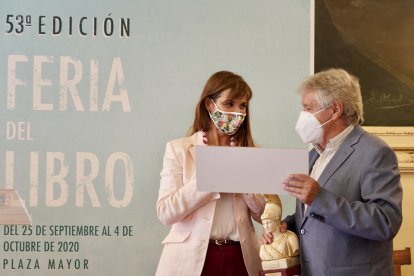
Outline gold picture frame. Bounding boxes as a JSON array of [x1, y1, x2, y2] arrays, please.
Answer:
[[314, 0, 414, 126], [312, 0, 414, 172], [363, 127, 414, 173]]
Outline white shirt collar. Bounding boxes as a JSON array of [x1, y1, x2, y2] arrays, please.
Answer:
[[314, 124, 355, 155]]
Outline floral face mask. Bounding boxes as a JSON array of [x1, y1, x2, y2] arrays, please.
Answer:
[[209, 99, 246, 135]]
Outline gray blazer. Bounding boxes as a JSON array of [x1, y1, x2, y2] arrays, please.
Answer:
[[285, 125, 403, 276]]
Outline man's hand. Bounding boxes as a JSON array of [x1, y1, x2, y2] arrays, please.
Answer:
[[280, 221, 288, 233], [283, 174, 320, 205]]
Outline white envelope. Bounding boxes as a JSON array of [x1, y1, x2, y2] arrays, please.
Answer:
[[195, 146, 308, 194]]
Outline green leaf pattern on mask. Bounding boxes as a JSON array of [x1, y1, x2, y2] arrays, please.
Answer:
[[211, 110, 245, 135]]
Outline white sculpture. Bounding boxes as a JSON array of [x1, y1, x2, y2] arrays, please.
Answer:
[[260, 194, 300, 270]]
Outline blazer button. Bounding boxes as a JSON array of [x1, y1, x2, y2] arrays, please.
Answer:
[[238, 218, 244, 223], [300, 229, 306, 235]]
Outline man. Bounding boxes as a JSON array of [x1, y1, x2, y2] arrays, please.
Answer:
[[274, 68, 402, 275]]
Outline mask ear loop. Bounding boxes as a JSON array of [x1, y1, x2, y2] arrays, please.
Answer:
[[208, 99, 219, 118], [318, 118, 333, 128], [312, 104, 330, 115], [207, 98, 217, 118], [209, 99, 247, 117], [315, 105, 333, 129]]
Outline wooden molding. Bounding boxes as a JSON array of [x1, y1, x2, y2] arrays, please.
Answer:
[[363, 127, 414, 173]]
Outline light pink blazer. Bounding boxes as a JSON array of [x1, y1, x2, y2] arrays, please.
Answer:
[[156, 131, 265, 276]]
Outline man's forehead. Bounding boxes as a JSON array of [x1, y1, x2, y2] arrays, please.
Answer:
[[301, 91, 318, 106]]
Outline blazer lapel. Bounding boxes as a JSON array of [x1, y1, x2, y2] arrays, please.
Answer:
[[189, 131, 205, 162], [298, 149, 320, 219], [298, 126, 364, 229], [317, 125, 363, 188], [309, 149, 320, 173]]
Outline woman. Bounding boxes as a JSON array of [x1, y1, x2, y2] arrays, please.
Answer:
[[156, 71, 265, 276]]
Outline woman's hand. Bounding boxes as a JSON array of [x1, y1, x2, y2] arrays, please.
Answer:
[[260, 230, 273, 244], [261, 221, 288, 244]]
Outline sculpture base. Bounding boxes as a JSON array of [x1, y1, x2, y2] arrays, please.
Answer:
[[261, 256, 300, 271], [259, 263, 301, 276]]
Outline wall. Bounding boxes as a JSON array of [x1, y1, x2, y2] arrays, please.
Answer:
[[0, 1, 310, 275], [396, 173, 414, 275]]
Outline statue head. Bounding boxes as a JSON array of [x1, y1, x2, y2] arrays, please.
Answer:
[[261, 194, 282, 233]]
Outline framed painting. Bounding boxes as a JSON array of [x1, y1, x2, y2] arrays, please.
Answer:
[[314, 0, 414, 171]]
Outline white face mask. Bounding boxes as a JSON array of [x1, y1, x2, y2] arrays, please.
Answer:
[[295, 106, 332, 144]]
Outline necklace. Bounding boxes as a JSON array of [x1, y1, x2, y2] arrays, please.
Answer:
[[201, 130, 235, 146]]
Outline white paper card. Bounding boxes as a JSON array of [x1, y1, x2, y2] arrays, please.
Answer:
[[196, 146, 308, 194]]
